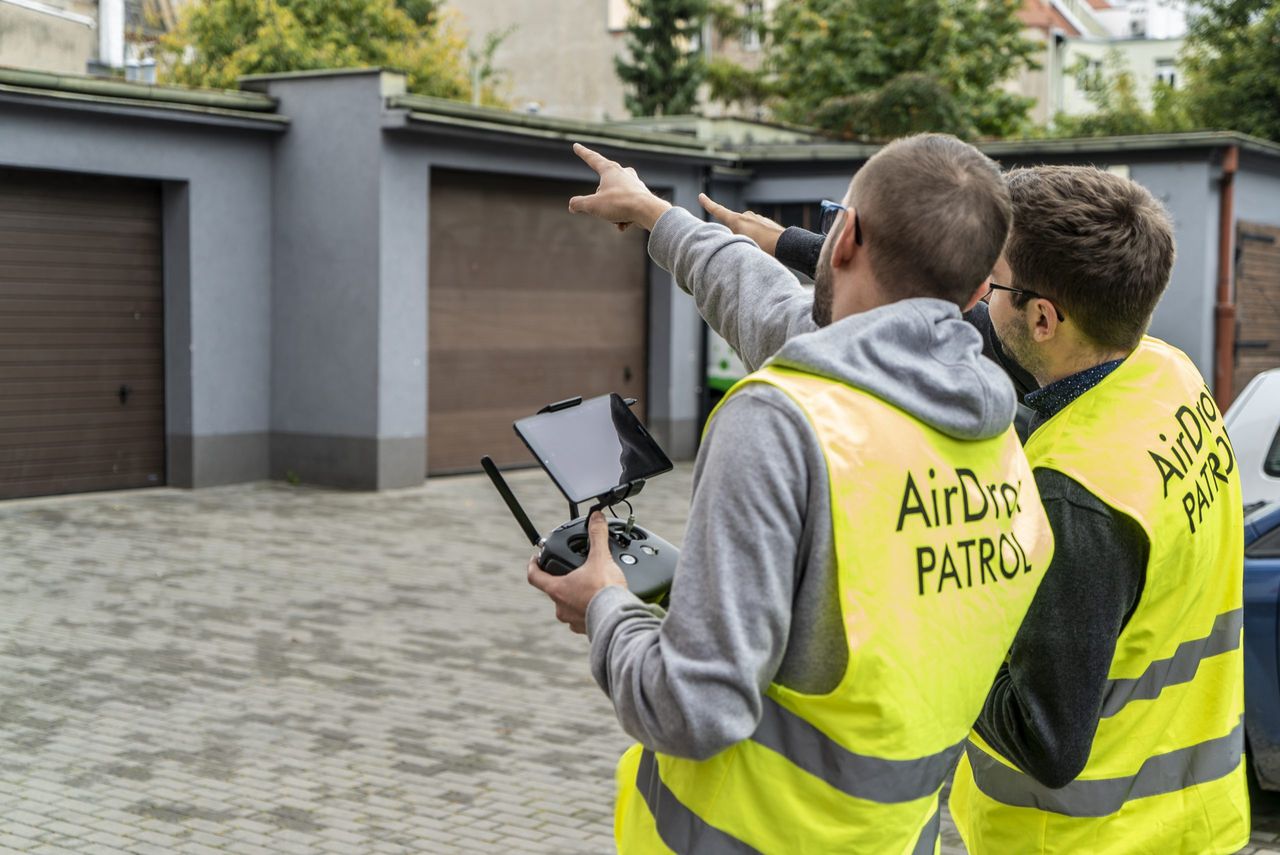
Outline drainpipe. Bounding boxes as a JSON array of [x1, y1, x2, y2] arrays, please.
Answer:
[[1213, 145, 1239, 411], [98, 0, 126, 70]]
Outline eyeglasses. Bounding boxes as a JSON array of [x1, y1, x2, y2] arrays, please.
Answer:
[[985, 282, 1066, 322], [819, 200, 862, 245]]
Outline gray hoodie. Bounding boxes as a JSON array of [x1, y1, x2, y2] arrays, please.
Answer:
[[585, 207, 1018, 759]]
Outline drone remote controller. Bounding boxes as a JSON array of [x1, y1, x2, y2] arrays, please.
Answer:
[[481, 456, 677, 603], [480, 395, 677, 604]]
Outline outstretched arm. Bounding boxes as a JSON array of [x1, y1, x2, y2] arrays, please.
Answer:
[[647, 207, 817, 370], [567, 144, 816, 370], [699, 195, 824, 280]]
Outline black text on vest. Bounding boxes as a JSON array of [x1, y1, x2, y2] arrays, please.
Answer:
[[1146, 387, 1235, 534], [896, 468, 1035, 596]]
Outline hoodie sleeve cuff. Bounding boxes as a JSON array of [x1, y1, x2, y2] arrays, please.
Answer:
[[647, 206, 705, 290], [585, 584, 644, 641], [776, 227, 823, 280]]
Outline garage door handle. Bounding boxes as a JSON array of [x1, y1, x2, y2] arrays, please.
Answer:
[[118, 384, 131, 405]]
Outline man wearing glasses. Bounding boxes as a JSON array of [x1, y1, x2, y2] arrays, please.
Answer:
[[701, 165, 1249, 852], [529, 134, 1056, 853]]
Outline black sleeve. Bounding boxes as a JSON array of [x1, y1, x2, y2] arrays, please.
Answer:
[[775, 227, 824, 280], [972, 469, 1148, 788], [963, 301, 1040, 401]]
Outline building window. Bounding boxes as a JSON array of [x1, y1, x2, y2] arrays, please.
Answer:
[[1076, 58, 1104, 93], [1155, 58, 1177, 88], [608, 0, 630, 32], [742, 1, 764, 51]]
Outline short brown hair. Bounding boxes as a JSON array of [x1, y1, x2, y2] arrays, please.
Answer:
[[852, 134, 1011, 306], [1004, 166, 1175, 351]]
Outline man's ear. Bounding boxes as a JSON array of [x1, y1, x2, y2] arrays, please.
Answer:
[[830, 207, 860, 270], [1030, 298, 1060, 342], [962, 277, 991, 313]]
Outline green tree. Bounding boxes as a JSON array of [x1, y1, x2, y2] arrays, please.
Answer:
[[1181, 0, 1280, 142], [614, 0, 709, 117], [158, 0, 490, 102], [809, 72, 970, 138], [718, 0, 1038, 139], [1048, 50, 1193, 138]]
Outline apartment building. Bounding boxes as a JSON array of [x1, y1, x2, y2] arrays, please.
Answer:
[[450, 0, 774, 121], [0, 0, 184, 79]]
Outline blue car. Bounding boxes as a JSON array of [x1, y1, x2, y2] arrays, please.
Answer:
[[1246, 500, 1280, 791]]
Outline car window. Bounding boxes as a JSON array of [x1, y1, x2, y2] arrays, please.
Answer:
[[1267, 421, 1280, 478], [1249, 525, 1280, 559]]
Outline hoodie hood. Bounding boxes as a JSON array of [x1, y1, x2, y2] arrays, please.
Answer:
[[771, 297, 1017, 441]]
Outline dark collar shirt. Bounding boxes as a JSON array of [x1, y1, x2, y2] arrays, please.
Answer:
[[1023, 359, 1125, 433]]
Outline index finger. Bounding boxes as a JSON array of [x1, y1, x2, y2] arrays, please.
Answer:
[[698, 192, 734, 225], [573, 143, 617, 176]]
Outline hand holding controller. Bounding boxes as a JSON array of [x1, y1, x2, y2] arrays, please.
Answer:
[[539, 512, 678, 603]]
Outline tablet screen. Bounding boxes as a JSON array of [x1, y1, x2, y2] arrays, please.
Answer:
[[514, 394, 673, 504]]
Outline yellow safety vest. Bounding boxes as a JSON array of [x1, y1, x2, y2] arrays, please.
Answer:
[[614, 364, 1054, 854], [951, 337, 1250, 855]]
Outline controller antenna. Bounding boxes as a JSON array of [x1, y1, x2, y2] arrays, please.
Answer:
[[481, 456, 542, 546]]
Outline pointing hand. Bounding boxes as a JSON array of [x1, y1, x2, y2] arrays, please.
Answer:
[[568, 143, 673, 233]]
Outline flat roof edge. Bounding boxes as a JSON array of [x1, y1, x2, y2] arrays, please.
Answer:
[[390, 108, 736, 162], [390, 110, 737, 162], [0, 82, 291, 129], [388, 94, 721, 154], [0, 65, 278, 112]]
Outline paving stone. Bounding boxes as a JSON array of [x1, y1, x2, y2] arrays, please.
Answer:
[[0, 833, 39, 852], [4, 823, 45, 840], [174, 844, 226, 855]]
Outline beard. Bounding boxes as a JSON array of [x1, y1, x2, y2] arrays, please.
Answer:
[[993, 308, 1046, 380], [812, 239, 834, 328]]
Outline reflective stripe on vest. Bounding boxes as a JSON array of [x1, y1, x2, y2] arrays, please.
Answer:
[[964, 715, 1244, 817], [635, 750, 761, 855], [752, 696, 965, 803], [635, 747, 946, 855], [1100, 607, 1243, 718], [912, 807, 941, 855]]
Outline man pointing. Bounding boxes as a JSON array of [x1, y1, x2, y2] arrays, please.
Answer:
[[528, 136, 1054, 854]]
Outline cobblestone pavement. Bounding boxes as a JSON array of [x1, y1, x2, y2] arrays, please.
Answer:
[[1, 466, 1278, 854]]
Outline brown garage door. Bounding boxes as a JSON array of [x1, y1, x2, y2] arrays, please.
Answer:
[[0, 168, 165, 499], [1235, 221, 1280, 396], [428, 169, 648, 474]]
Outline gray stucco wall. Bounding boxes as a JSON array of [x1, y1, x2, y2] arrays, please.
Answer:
[[1235, 153, 1280, 230], [377, 138, 431, 487], [0, 98, 277, 488], [743, 171, 859, 207], [1131, 157, 1219, 381], [245, 72, 405, 489]]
